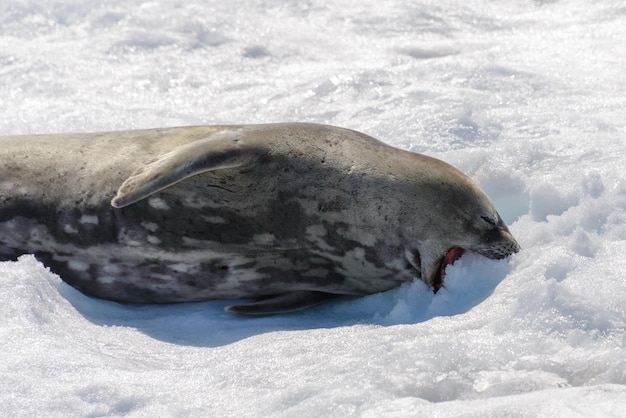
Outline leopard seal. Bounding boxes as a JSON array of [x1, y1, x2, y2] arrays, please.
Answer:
[[0, 123, 519, 314]]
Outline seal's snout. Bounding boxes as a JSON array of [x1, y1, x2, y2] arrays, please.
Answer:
[[480, 220, 520, 259], [510, 236, 521, 254], [483, 234, 520, 260], [500, 225, 521, 256]]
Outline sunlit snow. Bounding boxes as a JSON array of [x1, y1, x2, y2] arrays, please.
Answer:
[[1, 0, 625, 416]]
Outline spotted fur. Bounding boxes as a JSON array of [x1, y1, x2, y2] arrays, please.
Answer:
[[0, 123, 519, 314]]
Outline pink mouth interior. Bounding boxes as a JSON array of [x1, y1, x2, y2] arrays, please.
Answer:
[[434, 247, 466, 292]]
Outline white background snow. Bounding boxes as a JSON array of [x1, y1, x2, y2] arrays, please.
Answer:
[[1, 0, 625, 416]]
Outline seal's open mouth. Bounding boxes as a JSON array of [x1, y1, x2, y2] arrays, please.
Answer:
[[433, 247, 466, 292]]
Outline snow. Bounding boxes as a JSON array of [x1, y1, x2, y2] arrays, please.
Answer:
[[1, 0, 626, 416]]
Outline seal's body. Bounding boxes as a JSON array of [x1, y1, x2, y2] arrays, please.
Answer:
[[0, 123, 519, 314]]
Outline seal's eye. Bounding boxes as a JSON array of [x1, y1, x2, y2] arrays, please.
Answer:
[[480, 215, 497, 229]]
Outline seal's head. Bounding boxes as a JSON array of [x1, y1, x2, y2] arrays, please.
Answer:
[[401, 157, 520, 291]]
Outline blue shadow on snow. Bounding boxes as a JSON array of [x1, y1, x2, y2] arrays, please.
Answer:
[[61, 252, 512, 347]]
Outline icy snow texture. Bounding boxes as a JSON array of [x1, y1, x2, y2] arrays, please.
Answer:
[[1, 0, 626, 416]]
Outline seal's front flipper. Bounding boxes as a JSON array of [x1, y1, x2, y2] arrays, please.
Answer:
[[111, 129, 257, 208], [225, 291, 340, 315]]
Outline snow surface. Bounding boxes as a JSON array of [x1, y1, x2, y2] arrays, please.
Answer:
[[1, 0, 626, 416]]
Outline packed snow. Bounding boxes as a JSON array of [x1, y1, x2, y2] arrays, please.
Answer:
[[1, 0, 625, 416]]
